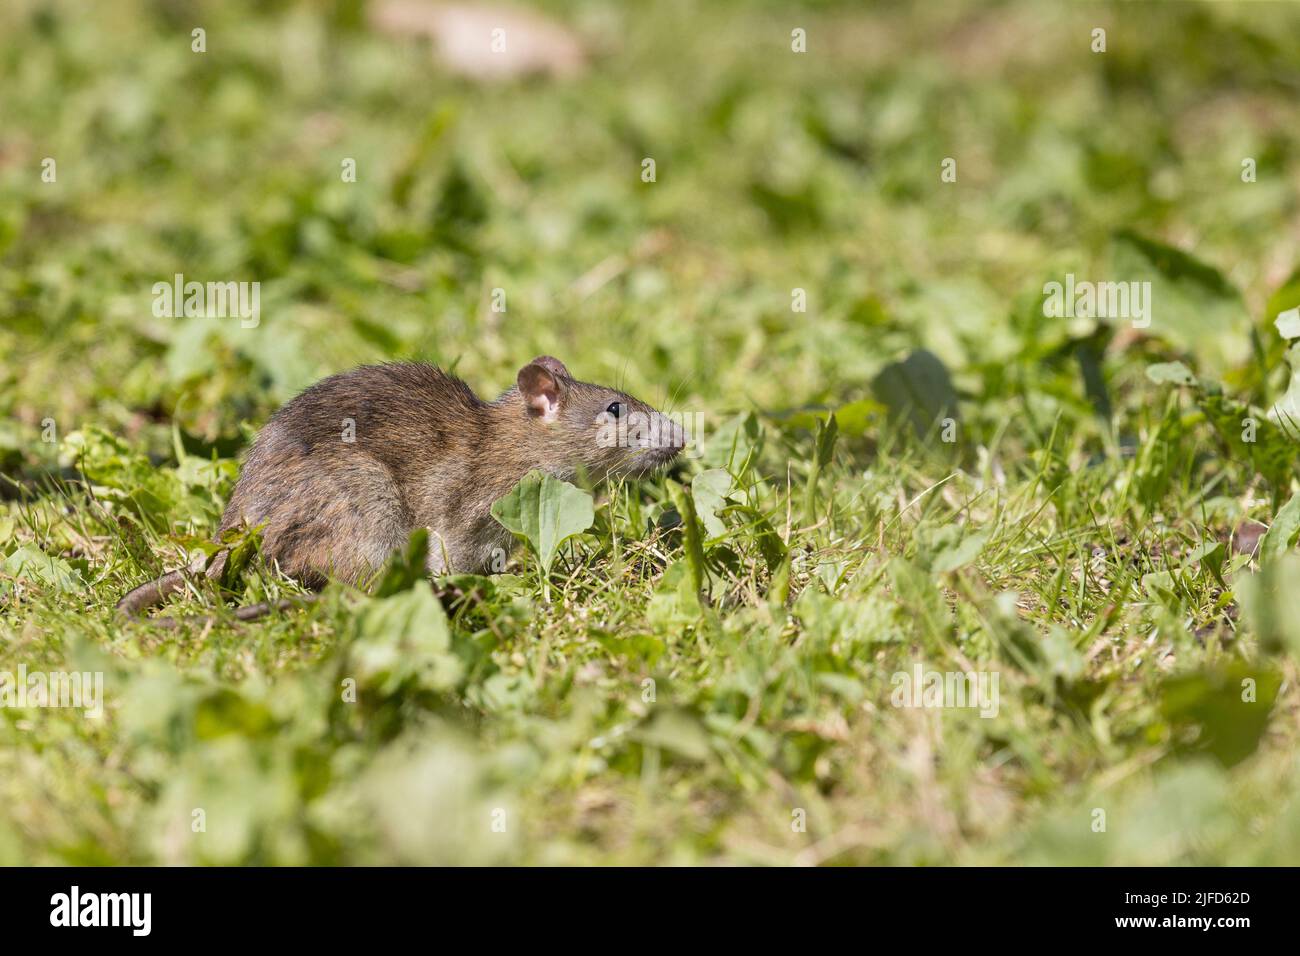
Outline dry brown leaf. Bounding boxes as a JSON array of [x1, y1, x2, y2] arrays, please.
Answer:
[[369, 0, 585, 81]]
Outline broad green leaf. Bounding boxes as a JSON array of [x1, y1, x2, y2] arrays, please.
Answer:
[[701, 411, 764, 474], [771, 398, 883, 437], [1159, 662, 1281, 768], [1267, 342, 1300, 438], [1183, 539, 1225, 585], [930, 528, 989, 574], [1132, 391, 1186, 508], [349, 585, 463, 695], [1039, 626, 1086, 684], [59, 426, 231, 529], [1265, 266, 1300, 335], [691, 468, 733, 538], [645, 561, 702, 628], [490, 471, 594, 577], [216, 521, 264, 590], [1258, 490, 1300, 563], [871, 349, 959, 440], [1111, 230, 1251, 373], [194, 688, 276, 740], [1274, 306, 1300, 341], [1198, 389, 1294, 492], [1238, 552, 1300, 657], [3, 544, 85, 593], [632, 708, 712, 763], [390, 106, 455, 207], [795, 586, 904, 644], [1145, 361, 1197, 386]]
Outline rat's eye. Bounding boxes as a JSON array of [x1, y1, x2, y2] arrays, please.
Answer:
[[606, 402, 624, 419]]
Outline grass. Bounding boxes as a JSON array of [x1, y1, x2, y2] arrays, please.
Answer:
[[2, 0, 1300, 865]]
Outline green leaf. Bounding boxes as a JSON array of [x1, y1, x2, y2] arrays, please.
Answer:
[[930, 528, 989, 574], [1132, 391, 1186, 508], [1265, 266, 1300, 335], [815, 413, 839, 468], [1238, 552, 1300, 657], [733, 505, 788, 573], [349, 585, 463, 696], [374, 528, 429, 596], [645, 561, 702, 628], [215, 521, 264, 590], [1159, 662, 1281, 768], [1148, 371, 1295, 492], [771, 398, 883, 436], [1183, 539, 1225, 586], [1258, 491, 1300, 563], [390, 106, 455, 208], [2, 544, 85, 593], [804, 413, 838, 520], [1274, 306, 1300, 341], [691, 468, 733, 538], [61, 427, 177, 522], [633, 708, 712, 763], [1145, 361, 1197, 386], [1267, 342, 1300, 438], [888, 557, 951, 644], [871, 349, 959, 440], [1197, 390, 1294, 492], [701, 411, 765, 475], [194, 688, 277, 740], [1112, 230, 1239, 297], [668, 481, 707, 597], [1039, 626, 1086, 684], [58, 426, 231, 529], [1111, 230, 1251, 373], [490, 471, 595, 578]]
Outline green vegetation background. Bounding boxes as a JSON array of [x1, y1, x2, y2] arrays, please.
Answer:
[[3, 0, 1300, 864]]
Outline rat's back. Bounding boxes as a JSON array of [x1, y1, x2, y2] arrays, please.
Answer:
[[219, 363, 486, 585]]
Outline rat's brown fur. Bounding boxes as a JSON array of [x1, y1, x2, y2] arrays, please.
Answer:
[[117, 356, 684, 619]]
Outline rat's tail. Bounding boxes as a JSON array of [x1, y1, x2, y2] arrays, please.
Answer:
[[116, 550, 319, 627], [115, 567, 193, 617], [115, 551, 227, 619]]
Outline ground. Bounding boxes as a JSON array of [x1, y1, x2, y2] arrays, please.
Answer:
[[2, 0, 1300, 864]]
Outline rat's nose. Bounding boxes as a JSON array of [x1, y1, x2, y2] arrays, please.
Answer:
[[659, 416, 686, 453], [646, 412, 685, 454]]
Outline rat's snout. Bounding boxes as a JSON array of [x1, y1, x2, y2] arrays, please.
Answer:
[[662, 416, 687, 452], [612, 409, 686, 476], [643, 411, 686, 454], [645, 412, 687, 470]]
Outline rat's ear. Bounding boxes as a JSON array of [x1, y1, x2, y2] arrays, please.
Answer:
[[529, 355, 570, 379], [518, 360, 566, 422]]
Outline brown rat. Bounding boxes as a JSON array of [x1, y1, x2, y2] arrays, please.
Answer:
[[117, 356, 685, 619]]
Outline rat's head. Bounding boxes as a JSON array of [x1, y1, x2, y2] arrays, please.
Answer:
[[514, 356, 685, 480]]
